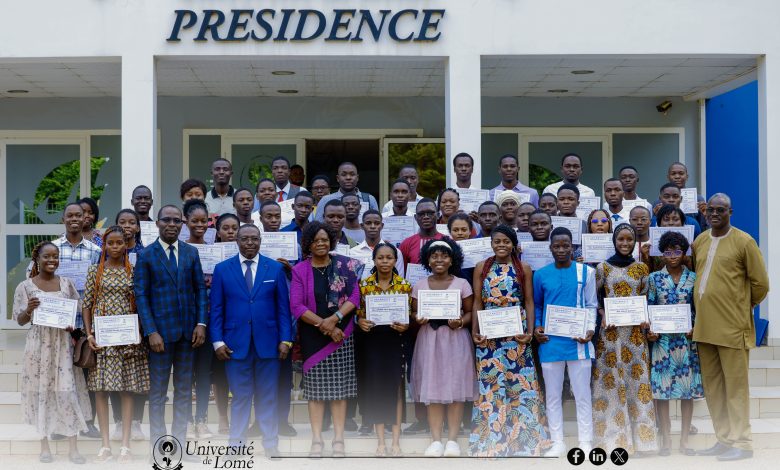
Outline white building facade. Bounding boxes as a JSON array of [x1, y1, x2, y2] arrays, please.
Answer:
[[0, 0, 778, 342]]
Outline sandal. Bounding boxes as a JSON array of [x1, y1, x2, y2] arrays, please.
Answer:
[[39, 451, 53, 463], [375, 446, 386, 457], [309, 440, 323, 459], [391, 446, 403, 457], [69, 452, 87, 465], [117, 446, 132, 463], [95, 447, 113, 463], [679, 446, 696, 456], [332, 440, 345, 458]]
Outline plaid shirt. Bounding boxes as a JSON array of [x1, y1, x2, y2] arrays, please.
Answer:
[[52, 235, 101, 328]]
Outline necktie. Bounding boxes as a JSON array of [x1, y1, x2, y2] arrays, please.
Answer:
[[244, 260, 254, 292], [277, 191, 284, 202], [168, 245, 178, 277]]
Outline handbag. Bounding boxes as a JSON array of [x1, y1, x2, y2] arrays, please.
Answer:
[[73, 332, 96, 369]]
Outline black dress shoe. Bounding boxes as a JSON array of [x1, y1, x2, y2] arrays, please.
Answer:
[[80, 423, 101, 439], [402, 421, 429, 435], [717, 448, 753, 461], [278, 422, 297, 437], [358, 424, 372, 436], [698, 442, 732, 456], [344, 418, 358, 432]]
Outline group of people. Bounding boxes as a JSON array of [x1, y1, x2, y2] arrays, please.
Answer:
[[13, 152, 768, 463]]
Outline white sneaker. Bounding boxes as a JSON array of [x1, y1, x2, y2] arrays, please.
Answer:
[[443, 440, 461, 457], [544, 440, 567, 457], [130, 420, 146, 441], [186, 422, 198, 439], [423, 441, 444, 457], [579, 442, 593, 456], [196, 422, 213, 439], [110, 421, 122, 441]]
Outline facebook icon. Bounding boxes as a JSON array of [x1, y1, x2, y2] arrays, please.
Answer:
[[566, 447, 584, 465]]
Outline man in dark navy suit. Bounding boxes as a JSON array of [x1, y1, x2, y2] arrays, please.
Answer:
[[134, 205, 208, 450], [210, 224, 292, 458]]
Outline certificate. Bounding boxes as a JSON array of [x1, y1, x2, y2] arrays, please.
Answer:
[[580, 234, 616, 264], [194, 244, 223, 274], [493, 190, 530, 204], [516, 231, 533, 243], [94, 314, 141, 347], [178, 226, 216, 245], [457, 237, 494, 269], [354, 257, 375, 280], [331, 244, 351, 256], [359, 201, 370, 219], [649, 226, 694, 256], [680, 188, 699, 214], [436, 224, 450, 237], [366, 294, 410, 325], [381, 216, 416, 244], [648, 304, 692, 334], [576, 196, 601, 220], [604, 296, 648, 326], [140, 221, 158, 247], [260, 231, 299, 260], [551, 216, 583, 244], [520, 241, 554, 271], [477, 306, 523, 339], [215, 241, 239, 261], [458, 189, 490, 213], [128, 253, 137, 267], [622, 198, 650, 211], [55, 259, 91, 291], [405, 263, 428, 286], [544, 305, 588, 339], [417, 289, 461, 320], [278, 199, 295, 226], [32, 295, 78, 329]]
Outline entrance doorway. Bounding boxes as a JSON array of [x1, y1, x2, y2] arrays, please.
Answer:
[[305, 140, 379, 196]]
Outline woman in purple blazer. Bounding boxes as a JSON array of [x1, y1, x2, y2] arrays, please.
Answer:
[[290, 221, 363, 458]]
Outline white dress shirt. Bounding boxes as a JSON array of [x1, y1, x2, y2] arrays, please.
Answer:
[[381, 193, 424, 214], [276, 181, 292, 201], [543, 181, 596, 199], [213, 253, 260, 351], [349, 240, 405, 278]]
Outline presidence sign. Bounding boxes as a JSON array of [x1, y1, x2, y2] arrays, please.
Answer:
[[168, 8, 446, 43]]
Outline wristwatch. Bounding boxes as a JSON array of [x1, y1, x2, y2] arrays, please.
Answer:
[[335, 311, 344, 321]]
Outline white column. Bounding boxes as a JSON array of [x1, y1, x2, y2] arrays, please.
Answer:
[[758, 53, 780, 344], [445, 54, 482, 188], [121, 54, 158, 207]]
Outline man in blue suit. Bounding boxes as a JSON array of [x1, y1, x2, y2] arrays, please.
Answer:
[[210, 224, 292, 458], [134, 205, 208, 451]]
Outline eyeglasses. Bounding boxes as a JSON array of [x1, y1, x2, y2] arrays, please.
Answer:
[[591, 218, 609, 224], [159, 217, 183, 225], [238, 236, 260, 243], [706, 207, 728, 215], [416, 211, 436, 218], [662, 249, 683, 257]]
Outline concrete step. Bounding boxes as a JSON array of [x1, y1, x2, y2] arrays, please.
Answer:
[[2, 419, 780, 456]]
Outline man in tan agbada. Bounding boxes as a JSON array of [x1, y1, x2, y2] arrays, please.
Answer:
[[693, 193, 769, 461]]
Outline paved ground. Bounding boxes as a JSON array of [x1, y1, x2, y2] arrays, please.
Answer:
[[1, 449, 777, 470]]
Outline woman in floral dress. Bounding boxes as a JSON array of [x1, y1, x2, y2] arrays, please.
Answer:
[[469, 225, 550, 457], [593, 223, 658, 454], [647, 231, 702, 456]]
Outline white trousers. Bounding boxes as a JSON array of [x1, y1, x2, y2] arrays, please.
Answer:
[[541, 359, 593, 443]]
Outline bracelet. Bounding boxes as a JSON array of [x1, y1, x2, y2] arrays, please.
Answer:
[[335, 311, 344, 321]]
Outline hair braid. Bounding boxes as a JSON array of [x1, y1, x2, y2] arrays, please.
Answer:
[[29, 241, 57, 278]]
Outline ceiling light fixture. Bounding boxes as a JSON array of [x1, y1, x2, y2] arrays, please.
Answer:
[[547, 89, 568, 93], [570, 70, 595, 75], [277, 89, 298, 94], [271, 71, 296, 76], [6, 89, 29, 93]]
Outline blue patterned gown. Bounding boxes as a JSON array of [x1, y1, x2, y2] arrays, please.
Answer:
[[469, 262, 550, 457], [647, 267, 703, 400]]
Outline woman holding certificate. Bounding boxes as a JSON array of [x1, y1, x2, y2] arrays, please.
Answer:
[[470, 225, 549, 457], [592, 223, 658, 455], [291, 221, 363, 458], [356, 242, 412, 457], [83, 227, 150, 463], [646, 231, 702, 456], [13, 241, 91, 464], [410, 238, 476, 458]]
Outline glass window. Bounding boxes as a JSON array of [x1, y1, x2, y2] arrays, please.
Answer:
[[529, 141, 603, 196]]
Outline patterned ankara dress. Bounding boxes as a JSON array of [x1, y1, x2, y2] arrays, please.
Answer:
[[469, 262, 550, 457], [83, 265, 150, 393], [593, 261, 658, 454], [647, 267, 703, 400]]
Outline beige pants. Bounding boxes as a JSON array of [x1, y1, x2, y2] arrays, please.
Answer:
[[698, 342, 751, 450]]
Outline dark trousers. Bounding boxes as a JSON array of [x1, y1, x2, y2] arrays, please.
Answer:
[[149, 338, 193, 446], [110, 392, 146, 422], [226, 336, 281, 450], [192, 343, 213, 423], [277, 354, 293, 424]]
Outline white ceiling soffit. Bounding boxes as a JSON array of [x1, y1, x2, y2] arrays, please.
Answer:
[[481, 55, 758, 99], [0, 59, 120, 98]]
